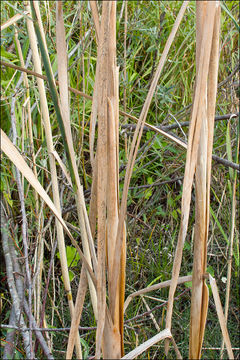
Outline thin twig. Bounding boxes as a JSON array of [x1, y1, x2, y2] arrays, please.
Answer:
[[23, 300, 54, 360], [121, 112, 239, 132], [1, 204, 33, 359], [10, 54, 34, 357], [3, 307, 16, 360], [0, 324, 97, 332], [217, 63, 239, 88]]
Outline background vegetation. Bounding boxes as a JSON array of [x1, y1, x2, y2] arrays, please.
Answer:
[[0, 1, 239, 359]]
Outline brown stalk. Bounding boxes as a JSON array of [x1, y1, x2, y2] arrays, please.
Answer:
[[88, 2, 101, 240], [89, 2, 125, 357], [105, 3, 126, 357], [189, 3, 209, 358], [189, 2, 221, 358], [95, 2, 111, 358]]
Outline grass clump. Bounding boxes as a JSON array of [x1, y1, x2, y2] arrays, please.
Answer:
[[0, 1, 239, 359]]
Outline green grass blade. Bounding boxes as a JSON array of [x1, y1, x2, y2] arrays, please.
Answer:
[[210, 206, 229, 245], [30, 2, 77, 191], [220, 2, 240, 32]]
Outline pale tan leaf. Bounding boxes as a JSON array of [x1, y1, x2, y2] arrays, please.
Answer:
[[56, 0, 98, 320], [107, 96, 119, 320], [90, 0, 100, 43], [140, 122, 187, 149], [1, 12, 29, 31], [121, 329, 172, 360], [56, 1, 70, 126], [198, 282, 209, 353], [209, 275, 234, 359], [89, 154, 98, 238], [66, 266, 88, 360], [119, 221, 126, 355], [89, 72, 99, 167]]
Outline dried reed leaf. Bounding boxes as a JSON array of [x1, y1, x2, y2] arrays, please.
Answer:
[[89, 0, 101, 166], [206, 1, 221, 229], [56, 1, 70, 126], [90, 0, 100, 43], [189, 2, 221, 358], [138, 121, 187, 149], [34, 4, 98, 278], [1, 12, 28, 31], [119, 222, 126, 356], [107, 5, 126, 355], [171, 336, 183, 360], [107, 97, 119, 304], [66, 266, 88, 360], [209, 275, 234, 359], [89, 76, 99, 167], [189, 4, 209, 357], [121, 328, 172, 360], [14, 28, 38, 211], [89, 155, 98, 237]]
